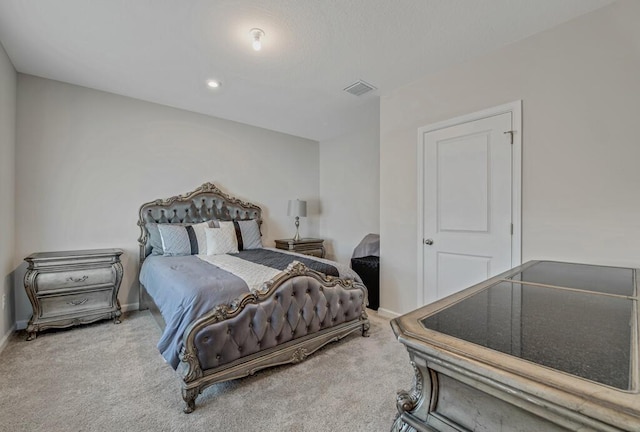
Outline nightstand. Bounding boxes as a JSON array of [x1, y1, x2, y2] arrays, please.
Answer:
[[275, 238, 325, 258], [23, 248, 123, 340]]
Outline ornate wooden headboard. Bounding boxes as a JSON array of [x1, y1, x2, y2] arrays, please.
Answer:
[[137, 182, 262, 262]]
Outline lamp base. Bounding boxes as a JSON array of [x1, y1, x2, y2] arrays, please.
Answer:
[[293, 217, 301, 241]]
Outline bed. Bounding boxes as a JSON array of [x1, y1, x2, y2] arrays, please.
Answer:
[[137, 182, 369, 413]]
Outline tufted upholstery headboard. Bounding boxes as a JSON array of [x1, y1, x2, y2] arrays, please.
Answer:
[[137, 182, 262, 263]]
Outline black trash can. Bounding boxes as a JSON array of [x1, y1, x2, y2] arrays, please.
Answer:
[[351, 256, 379, 311]]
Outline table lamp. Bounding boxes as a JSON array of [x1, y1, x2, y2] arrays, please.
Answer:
[[287, 199, 307, 241]]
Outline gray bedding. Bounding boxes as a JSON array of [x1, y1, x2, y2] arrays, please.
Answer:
[[139, 248, 359, 369]]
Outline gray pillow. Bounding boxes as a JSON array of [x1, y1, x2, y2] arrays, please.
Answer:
[[236, 219, 263, 249], [158, 222, 209, 256], [145, 223, 164, 255], [147, 221, 217, 256]]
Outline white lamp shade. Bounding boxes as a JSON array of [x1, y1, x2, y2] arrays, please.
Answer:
[[287, 199, 307, 217]]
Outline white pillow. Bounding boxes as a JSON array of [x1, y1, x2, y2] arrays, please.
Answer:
[[218, 221, 235, 233], [205, 226, 239, 255], [217, 220, 263, 250]]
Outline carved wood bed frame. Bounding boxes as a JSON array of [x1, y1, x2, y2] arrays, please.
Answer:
[[137, 183, 370, 413]]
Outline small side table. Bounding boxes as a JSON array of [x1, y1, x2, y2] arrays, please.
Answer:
[[23, 248, 123, 340], [275, 238, 325, 258]]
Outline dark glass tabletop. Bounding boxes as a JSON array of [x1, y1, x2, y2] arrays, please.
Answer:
[[509, 261, 635, 297], [421, 262, 637, 390]]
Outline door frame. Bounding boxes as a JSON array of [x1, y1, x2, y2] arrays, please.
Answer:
[[416, 101, 522, 307]]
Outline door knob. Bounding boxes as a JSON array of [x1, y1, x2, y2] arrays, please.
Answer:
[[424, 239, 434, 245]]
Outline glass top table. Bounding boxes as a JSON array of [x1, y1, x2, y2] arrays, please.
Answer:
[[392, 260, 640, 431], [420, 261, 637, 390]]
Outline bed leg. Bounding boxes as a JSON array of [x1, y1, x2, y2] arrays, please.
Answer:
[[362, 320, 370, 337], [182, 387, 198, 414]]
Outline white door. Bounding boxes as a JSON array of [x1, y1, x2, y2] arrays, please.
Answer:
[[420, 109, 519, 304]]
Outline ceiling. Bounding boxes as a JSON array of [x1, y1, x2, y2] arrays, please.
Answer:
[[0, 0, 614, 141]]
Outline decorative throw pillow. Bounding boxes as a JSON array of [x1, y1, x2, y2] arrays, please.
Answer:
[[236, 219, 263, 249], [218, 221, 240, 249], [158, 222, 209, 256], [218, 220, 262, 251], [205, 226, 239, 255], [145, 223, 164, 255]]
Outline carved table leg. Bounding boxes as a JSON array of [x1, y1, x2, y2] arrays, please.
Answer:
[[399, 361, 426, 408], [182, 387, 199, 414], [390, 359, 439, 431], [391, 416, 418, 432]]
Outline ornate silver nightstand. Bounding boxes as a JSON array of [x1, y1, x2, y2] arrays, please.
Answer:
[[23, 248, 123, 340], [274, 238, 325, 258]]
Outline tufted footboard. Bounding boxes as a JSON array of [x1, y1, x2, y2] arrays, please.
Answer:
[[177, 261, 369, 413]]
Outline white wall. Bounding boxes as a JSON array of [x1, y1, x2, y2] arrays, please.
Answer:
[[319, 99, 380, 265], [0, 42, 16, 346], [14, 75, 319, 325], [380, 0, 640, 315]]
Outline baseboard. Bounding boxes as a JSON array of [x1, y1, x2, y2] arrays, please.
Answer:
[[16, 319, 27, 331], [120, 302, 139, 313], [0, 323, 17, 354], [376, 307, 400, 319]]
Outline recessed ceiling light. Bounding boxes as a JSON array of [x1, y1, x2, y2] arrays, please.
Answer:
[[249, 28, 265, 51], [206, 79, 221, 89]]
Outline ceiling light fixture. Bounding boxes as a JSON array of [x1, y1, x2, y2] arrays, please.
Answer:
[[249, 28, 265, 51], [206, 79, 221, 89]]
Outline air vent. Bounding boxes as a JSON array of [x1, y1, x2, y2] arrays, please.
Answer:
[[343, 80, 376, 96]]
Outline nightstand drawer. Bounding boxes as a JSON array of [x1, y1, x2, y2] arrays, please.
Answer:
[[36, 267, 114, 292], [40, 289, 114, 318], [299, 248, 323, 258], [274, 238, 325, 258]]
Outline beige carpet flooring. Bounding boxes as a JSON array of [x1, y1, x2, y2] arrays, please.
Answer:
[[0, 310, 412, 432]]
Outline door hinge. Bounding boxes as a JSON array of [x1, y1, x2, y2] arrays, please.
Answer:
[[510, 223, 514, 235], [504, 130, 514, 145]]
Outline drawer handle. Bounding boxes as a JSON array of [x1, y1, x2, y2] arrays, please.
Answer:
[[67, 298, 88, 306], [66, 275, 88, 283]]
